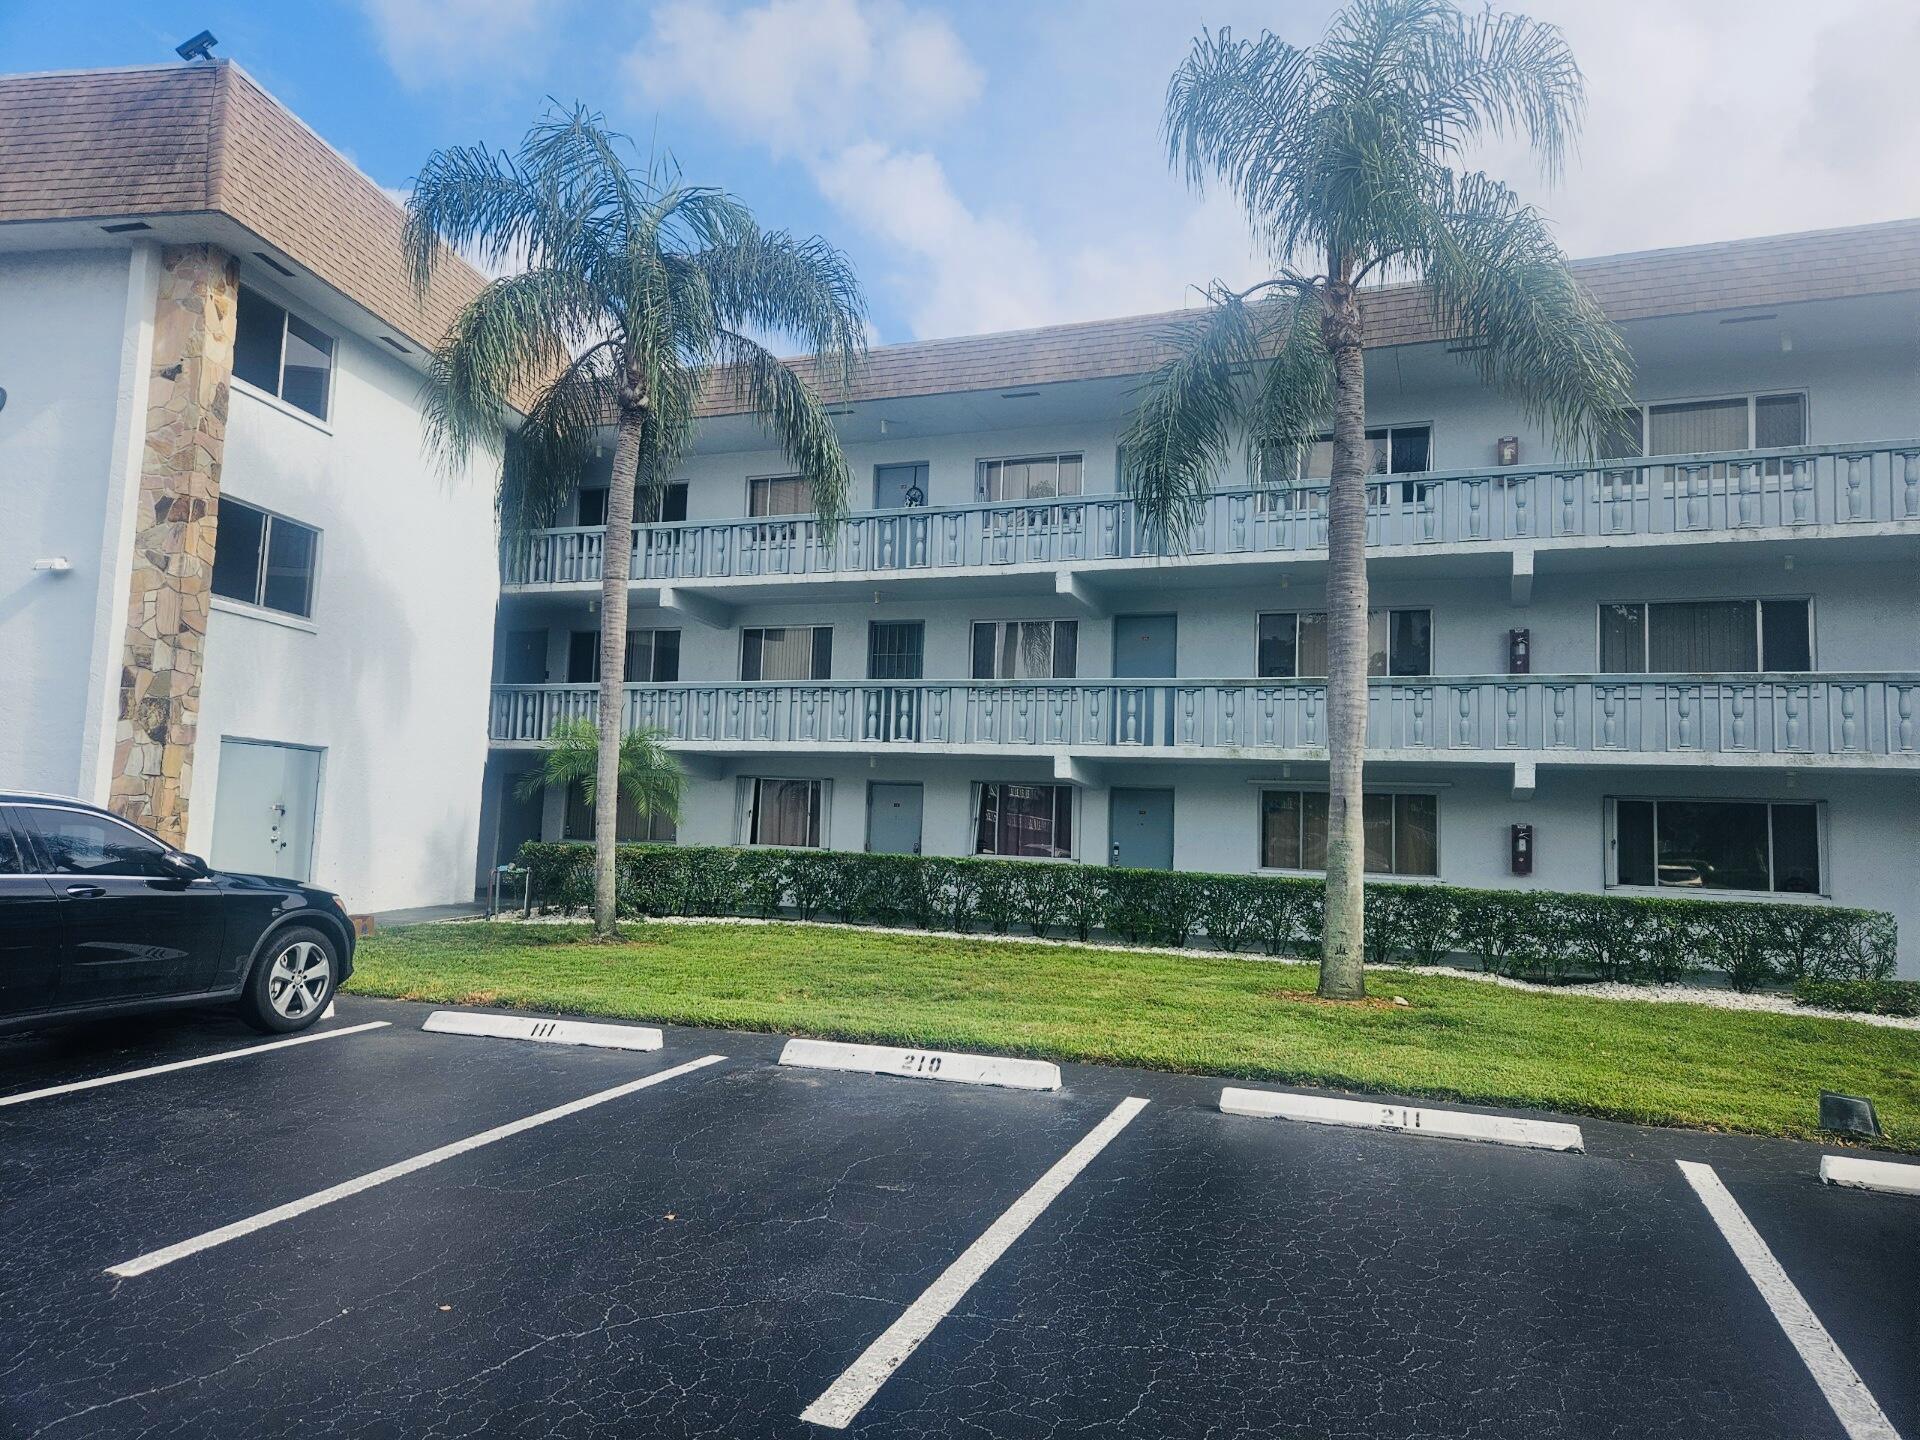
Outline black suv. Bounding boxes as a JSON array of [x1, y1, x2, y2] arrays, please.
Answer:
[[0, 793, 355, 1035]]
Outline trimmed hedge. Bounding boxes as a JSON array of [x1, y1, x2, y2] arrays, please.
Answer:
[[515, 842, 1898, 991], [1792, 977, 1920, 1017]]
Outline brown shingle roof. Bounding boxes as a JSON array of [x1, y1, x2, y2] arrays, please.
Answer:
[[0, 61, 486, 356], [702, 217, 1920, 417]]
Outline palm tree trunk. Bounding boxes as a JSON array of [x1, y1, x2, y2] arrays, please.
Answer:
[[592, 378, 646, 938], [1318, 281, 1368, 999]]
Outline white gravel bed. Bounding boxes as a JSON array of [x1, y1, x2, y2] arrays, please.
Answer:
[[468, 909, 1920, 1032]]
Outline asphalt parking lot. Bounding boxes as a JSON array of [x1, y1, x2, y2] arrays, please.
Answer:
[[1, 995, 1913, 1440]]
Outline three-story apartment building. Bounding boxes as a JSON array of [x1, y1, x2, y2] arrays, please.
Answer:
[[481, 221, 1920, 974]]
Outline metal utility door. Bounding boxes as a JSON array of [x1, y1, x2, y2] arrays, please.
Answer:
[[866, 783, 924, 855], [1109, 788, 1174, 869], [1112, 613, 1177, 745], [210, 740, 322, 881]]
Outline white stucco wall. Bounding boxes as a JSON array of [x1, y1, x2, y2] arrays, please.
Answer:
[[189, 271, 500, 912], [0, 246, 154, 797]]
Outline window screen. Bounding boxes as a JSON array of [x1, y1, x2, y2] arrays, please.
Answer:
[[1260, 791, 1437, 875], [971, 621, 1077, 679], [1647, 398, 1748, 457], [742, 627, 832, 681], [749, 779, 822, 847], [977, 455, 1083, 502], [974, 783, 1073, 858], [1611, 798, 1820, 894], [211, 499, 318, 619], [749, 476, 812, 517]]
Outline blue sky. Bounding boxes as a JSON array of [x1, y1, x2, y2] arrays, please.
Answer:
[[6, 1, 1918, 345]]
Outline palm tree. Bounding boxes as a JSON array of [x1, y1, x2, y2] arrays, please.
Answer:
[[404, 106, 865, 938], [516, 718, 686, 849], [1124, 0, 1632, 998]]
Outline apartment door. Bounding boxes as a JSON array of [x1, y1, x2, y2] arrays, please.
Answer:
[[1112, 613, 1177, 745], [498, 629, 546, 685], [1109, 788, 1174, 869], [210, 740, 323, 882], [867, 783, 924, 855]]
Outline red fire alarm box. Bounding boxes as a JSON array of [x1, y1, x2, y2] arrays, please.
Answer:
[[1510, 823, 1533, 876], [1508, 628, 1531, 674]]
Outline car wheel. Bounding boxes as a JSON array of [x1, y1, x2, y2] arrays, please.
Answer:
[[240, 927, 337, 1034]]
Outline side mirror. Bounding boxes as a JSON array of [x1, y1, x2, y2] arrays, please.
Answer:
[[165, 851, 211, 878]]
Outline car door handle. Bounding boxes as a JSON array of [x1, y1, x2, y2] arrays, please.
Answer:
[[65, 884, 107, 898]]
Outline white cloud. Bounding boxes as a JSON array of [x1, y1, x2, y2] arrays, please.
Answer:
[[626, 0, 981, 155], [356, 0, 563, 87], [1463, 0, 1920, 258], [811, 141, 1260, 338]]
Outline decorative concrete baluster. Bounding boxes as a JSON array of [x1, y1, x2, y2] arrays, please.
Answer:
[[1600, 687, 1621, 748], [1303, 688, 1322, 747], [1839, 684, 1861, 751], [1465, 479, 1484, 540], [1502, 686, 1523, 747], [1410, 688, 1428, 746], [1845, 453, 1867, 520], [1729, 686, 1747, 749], [1456, 688, 1474, 747], [1550, 686, 1570, 746], [1735, 461, 1758, 527], [1782, 686, 1804, 751], [1511, 475, 1531, 538], [1903, 452, 1920, 519], [1896, 684, 1915, 752], [1557, 472, 1578, 536]]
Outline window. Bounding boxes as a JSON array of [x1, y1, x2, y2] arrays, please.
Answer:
[[567, 629, 681, 684], [1610, 798, 1821, 894], [1258, 609, 1431, 678], [578, 482, 689, 527], [749, 475, 813, 517], [971, 620, 1078, 680], [1598, 599, 1810, 673], [0, 818, 20, 875], [974, 783, 1073, 858], [1266, 425, 1431, 507], [747, 778, 824, 847], [977, 454, 1082, 502], [1606, 393, 1807, 458], [212, 499, 319, 619], [21, 807, 173, 877], [867, 621, 925, 680], [563, 785, 677, 843], [1260, 790, 1438, 876], [875, 463, 929, 509], [741, 626, 832, 682], [232, 285, 334, 421]]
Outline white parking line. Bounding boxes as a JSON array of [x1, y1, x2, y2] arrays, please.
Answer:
[[0, 1021, 391, 1110], [1676, 1161, 1903, 1440], [800, 1095, 1149, 1430], [106, 1053, 726, 1279]]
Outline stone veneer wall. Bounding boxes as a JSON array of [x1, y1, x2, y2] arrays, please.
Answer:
[[109, 244, 237, 846]]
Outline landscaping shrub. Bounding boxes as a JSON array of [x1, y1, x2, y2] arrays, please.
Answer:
[[512, 841, 1897, 990], [1792, 977, 1920, 1017]]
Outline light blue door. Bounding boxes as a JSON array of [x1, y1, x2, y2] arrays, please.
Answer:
[[867, 783, 924, 855], [1109, 788, 1174, 869], [1112, 614, 1177, 745]]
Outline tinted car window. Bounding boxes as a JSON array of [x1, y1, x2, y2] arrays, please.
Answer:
[[26, 809, 172, 877], [0, 819, 19, 875]]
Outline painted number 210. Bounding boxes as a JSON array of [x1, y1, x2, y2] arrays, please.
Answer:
[[900, 1052, 943, 1074]]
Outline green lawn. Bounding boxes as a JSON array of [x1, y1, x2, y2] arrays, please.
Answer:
[[348, 920, 1920, 1151]]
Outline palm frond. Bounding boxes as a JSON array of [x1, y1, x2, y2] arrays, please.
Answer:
[[1119, 290, 1271, 547], [697, 227, 867, 392], [1243, 298, 1336, 486], [515, 718, 686, 824], [711, 329, 854, 533], [498, 341, 622, 537], [1405, 4, 1585, 178], [1413, 169, 1633, 457]]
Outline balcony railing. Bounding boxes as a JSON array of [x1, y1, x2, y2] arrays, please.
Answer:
[[489, 674, 1920, 763], [501, 441, 1920, 587]]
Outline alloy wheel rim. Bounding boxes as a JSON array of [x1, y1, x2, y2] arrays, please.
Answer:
[[267, 941, 330, 1019]]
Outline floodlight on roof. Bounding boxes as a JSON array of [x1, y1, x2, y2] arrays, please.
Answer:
[[175, 30, 218, 62]]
